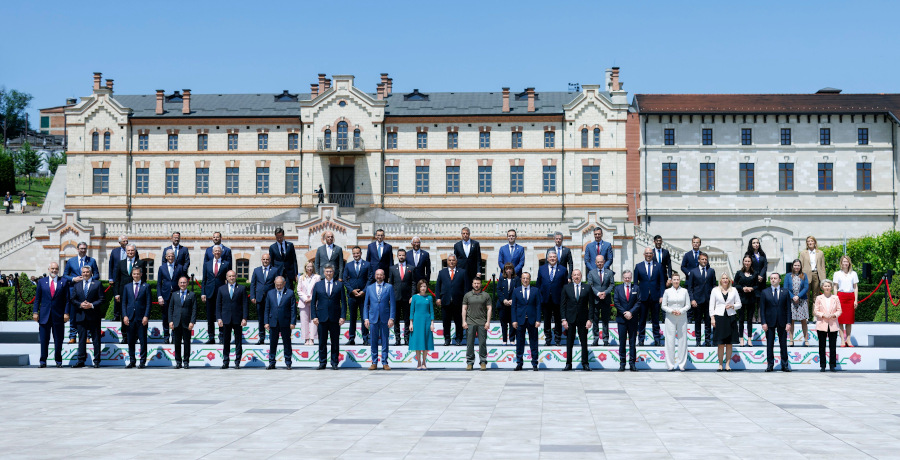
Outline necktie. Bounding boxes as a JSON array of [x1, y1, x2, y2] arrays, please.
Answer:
[[694, 251, 699, 262], [774, 287, 778, 300], [229, 284, 234, 298], [214, 260, 219, 276], [464, 242, 469, 256], [174, 246, 178, 259], [701, 268, 705, 279], [378, 244, 383, 258], [327, 245, 333, 259], [625, 285, 630, 301], [263, 267, 268, 280], [524, 287, 529, 302], [646, 262, 651, 278], [181, 291, 185, 303], [377, 284, 382, 301], [50, 279, 55, 297], [400, 264, 405, 280], [277, 290, 283, 304], [550, 266, 555, 281], [356, 261, 360, 273], [415, 251, 419, 266], [168, 264, 173, 278], [128, 259, 133, 275], [280, 243, 285, 257], [84, 281, 88, 293], [450, 269, 455, 281], [79, 258, 84, 269], [327, 281, 332, 296], [600, 270, 604, 283], [557, 247, 561, 261], [597, 243, 600, 256], [575, 285, 580, 299], [134, 283, 139, 298], [657, 250, 662, 264]]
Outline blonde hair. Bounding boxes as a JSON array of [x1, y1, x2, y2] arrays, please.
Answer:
[[719, 272, 733, 288], [839, 255, 853, 273], [806, 235, 818, 249]]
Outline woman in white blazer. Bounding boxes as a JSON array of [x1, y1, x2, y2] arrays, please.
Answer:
[[661, 273, 691, 371], [710, 273, 742, 371]]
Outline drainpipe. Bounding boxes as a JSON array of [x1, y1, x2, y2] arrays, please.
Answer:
[[126, 119, 132, 225]]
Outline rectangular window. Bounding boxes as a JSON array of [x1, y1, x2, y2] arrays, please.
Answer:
[[818, 163, 833, 191], [700, 163, 715, 191], [228, 133, 238, 151], [197, 134, 208, 151], [135, 168, 149, 195], [288, 133, 299, 150], [593, 128, 601, 148], [820, 128, 831, 145], [256, 167, 269, 194], [285, 167, 299, 194], [447, 132, 458, 149], [511, 131, 522, 149], [417, 132, 427, 149], [138, 134, 148, 151], [103, 133, 110, 151], [857, 162, 872, 191], [384, 166, 399, 194], [478, 166, 492, 193], [702, 128, 713, 145], [662, 163, 677, 191], [664, 128, 675, 145], [446, 166, 460, 194], [196, 167, 209, 194], [858, 128, 868, 145], [165, 167, 179, 194], [167, 134, 178, 151], [741, 128, 752, 145], [544, 131, 555, 148], [779, 163, 794, 191], [40, 116, 50, 128], [479, 132, 490, 149], [226, 167, 240, 194], [739, 163, 754, 191], [386, 132, 397, 149], [258, 133, 268, 151], [92, 168, 109, 194], [415, 166, 429, 193], [236, 259, 250, 280], [542, 165, 557, 192], [510, 165, 524, 193], [781, 128, 791, 145], [582, 165, 600, 192]]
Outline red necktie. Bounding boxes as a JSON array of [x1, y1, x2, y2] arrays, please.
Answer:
[[625, 286, 630, 301], [450, 269, 454, 281], [214, 260, 219, 276], [50, 279, 56, 297], [400, 265, 405, 280]]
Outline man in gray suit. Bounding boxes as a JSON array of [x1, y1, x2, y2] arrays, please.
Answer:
[[586, 254, 614, 346], [547, 232, 574, 283], [314, 231, 344, 281]]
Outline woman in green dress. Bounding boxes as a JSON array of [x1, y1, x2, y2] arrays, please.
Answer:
[[409, 280, 436, 369]]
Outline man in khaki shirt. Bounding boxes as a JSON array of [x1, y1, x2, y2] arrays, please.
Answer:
[[463, 278, 492, 370]]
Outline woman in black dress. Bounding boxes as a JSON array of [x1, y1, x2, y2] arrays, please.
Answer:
[[495, 263, 519, 345], [733, 255, 757, 346]]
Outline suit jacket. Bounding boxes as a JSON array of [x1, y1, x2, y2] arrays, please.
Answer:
[[63, 256, 100, 284], [813, 294, 842, 332], [498, 244, 525, 274], [33, 277, 69, 324], [266, 288, 297, 327], [366, 241, 394, 279], [800, 249, 826, 279], [536, 263, 567, 304], [114, 258, 146, 298], [584, 240, 614, 272], [407, 249, 432, 284], [204, 245, 233, 270], [269, 241, 299, 283], [388, 263, 414, 300], [250, 265, 281, 306], [783, 273, 810, 301], [681, 250, 703, 278], [163, 244, 191, 273], [122, 281, 152, 320], [651, 247, 673, 280], [202, 258, 230, 299], [511, 285, 541, 324], [363, 282, 396, 324], [67, 279, 104, 323], [634, 260, 666, 302], [156, 262, 186, 304], [216, 284, 249, 324], [314, 244, 345, 279], [748, 252, 768, 289], [310, 279, 348, 323], [108, 246, 126, 281], [560, 282, 590, 324], [168, 290, 197, 328], [453, 239, 482, 282], [435, 267, 467, 306], [614, 283, 641, 323], [342, 259, 372, 294], [686, 266, 717, 304], [495, 277, 521, 308], [759, 286, 791, 328], [586, 267, 614, 304], [547, 246, 574, 280]]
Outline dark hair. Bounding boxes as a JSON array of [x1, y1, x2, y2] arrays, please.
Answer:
[[740, 254, 754, 274], [503, 262, 515, 278], [653, 235, 662, 240], [507, 229, 516, 236], [790, 258, 805, 279], [375, 228, 384, 235], [745, 238, 767, 258], [416, 279, 429, 294], [274, 228, 285, 236], [172, 231, 181, 237], [397, 248, 406, 255], [352, 246, 361, 252]]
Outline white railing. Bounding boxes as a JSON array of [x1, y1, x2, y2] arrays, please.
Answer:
[[377, 221, 562, 237], [104, 222, 280, 237], [0, 227, 35, 258]]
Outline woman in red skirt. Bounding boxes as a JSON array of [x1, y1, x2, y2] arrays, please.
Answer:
[[832, 255, 859, 347]]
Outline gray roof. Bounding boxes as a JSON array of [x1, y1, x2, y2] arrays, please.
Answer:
[[383, 91, 581, 116], [116, 93, 311, 118]]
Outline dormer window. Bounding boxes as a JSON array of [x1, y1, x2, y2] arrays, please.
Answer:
[[514, 91, 538, 101], [404, 89, 429, 101], [165, 91, 183, 103], [274, 90, 298, 102]]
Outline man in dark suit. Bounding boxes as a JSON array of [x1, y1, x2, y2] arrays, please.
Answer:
[[408, 237, 431, 285], [652, 235, 673, 285], [265, 277, 296, 370], [584, 227, 613, 273], [156, 249, 185, 344], [113, 244, 145, 345], [366, 229, 394, 283], [537, 251, 567, 346], [122, 265, 152, 368], [635, 247, 666, 346], [497, 229, 525, 275], [311, 264, 347, 370], [250, 253, 281, 345], [560, 269, 591, 371], [453, 227, 482, 288], [363, 269, 396, 370], [686, 253, 716, 347], [201, 245, 229, 344], [108, 235, 129, 334], [548, 232, 574, 282], [343, 246, 371, 345], [269, 227, 298, 289], [435, 254, 467, 346], [680, 236, 703, 279], [216, 270, 248, 369], [68, 265, 104, 367], [760, 272, 793, 372], [314, 230, 344, 280], [586, 254, 614, 346], [615, 271, 641, 371], [203, 231, 233, 270], [64, 241, 101, 343], [168, 276, 196, 369], [33, 262, 69, 368], [512, 271, 541, 371], [388, 249, 414, 345], [164, 231, 190, 273]]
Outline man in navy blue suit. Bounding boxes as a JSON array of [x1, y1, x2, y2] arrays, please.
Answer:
[[584, 227, 613, 273], [615, 271, 641, 371], [453, 227, 482, 288], [435, 254, 467, 346], [311, 264, 347, 369], [760, 272, 793, 372], [113, 243, 144, 345], [204, 232, 233, 272], [265, 277, 296, 370], [250, 253, 281, 345], [680, 236, 703, 279], [122, 266, 152, 368], [537, 251, 567, 346], [634, 247, 666, 346], [366, 229, 394, 283], [497, 229, 525, 276], [201, 245, 229, 344], [686, 253, 716, 347], [33, 262, 69, 368], [269, 227, 298, 289], [68, 265, 104, 367], [163, 231, 190, 274], [343, 246, 372, 345], [216, 270, 249, 369], [64, 241, 100, 343], [156, 249, 185, 344], [363, 269, 396, 370], [408, 237, 432, 285], [512, 271, 541, 371]]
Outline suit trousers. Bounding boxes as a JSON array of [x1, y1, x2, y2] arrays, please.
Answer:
[[466, 323, 488, 365], [394, 294, 411, 340], [639, 299, 662, 343], [205, 294, 218, 342], [565, 321, 589, 366], [113, 297, 126, 341], [172, 325, 192, 364], [664, 314, 689, 369], [542, 301, 562, 343], [269, 326, 293, 365], [818, 330, 838, 370], [515, 319, 539, 366], [126, 321, 148, 364], [318, 320, 341, 366], [618, 320, 639, 364], [739, 299, 756, 341], [498, 302, 516, 342], [591, 298, 611, 343], [766, 325, 789, 369], [76, 320, 102, 364], [38, 321, 64, 364], [256, 302, 267, 341], [370, 321, 390, 365], [442, 300, 463, 344], [348, 295, 368, 341], [160, 301, 170, 338], [221, 323, 244, 365], [693, 301, 712, 345]]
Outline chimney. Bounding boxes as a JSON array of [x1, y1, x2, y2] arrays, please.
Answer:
[[309, 83, 318, 98], [380, 73, 389, 89], [610, 67, 621, 91], [324, 78, 332, 91], [318, 74, 326, 94], [502, 87, 510, 113], [386, 78, 393, 96], [93, 72, 102, 90], [155, 89, 165, 115], [182, 89, 191, 114], [377, 83, 385, 100], [105, 79, 114, 92], [526, 87, 535, 112]]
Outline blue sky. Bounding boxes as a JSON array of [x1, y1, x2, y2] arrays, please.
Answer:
[[3, 0, 899, 124]]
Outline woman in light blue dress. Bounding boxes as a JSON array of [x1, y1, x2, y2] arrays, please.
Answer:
[[409, 280, 435, 369]]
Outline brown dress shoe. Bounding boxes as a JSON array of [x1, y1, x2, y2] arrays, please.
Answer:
[[68, 339, 76, 344], [466, 364, 474, 371], [368, 363, 377, 370], [480, 363, 487, 371], [383, 364, 391, 371]]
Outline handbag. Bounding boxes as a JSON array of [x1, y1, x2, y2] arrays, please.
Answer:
[[2, 201, 7, 207]]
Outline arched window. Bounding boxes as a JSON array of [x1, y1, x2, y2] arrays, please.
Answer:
[[353, 129, 361, 149], [324, 129, 332, 149], [337, 121, 348, 150], [91, 132, 99, 151], [593, 128, 600, 148], [103, 132, 111, 150], [581, 128, 588, 148]]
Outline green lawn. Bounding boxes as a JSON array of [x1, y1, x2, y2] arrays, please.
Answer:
[[14, 176, 52, 207]]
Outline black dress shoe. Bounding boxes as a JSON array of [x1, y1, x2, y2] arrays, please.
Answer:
[[347, 339, 356, 345], [653, 340, 661, 347], [126, 362, 135, 369], [317, 364, 326, 370], [138, 362, 146, 369], [533, 365, 539, 371], [444, 340, 451, 347], [72, 362, 85, 368], [563, 364, 572, 371], [603, 341, 609, 346], [234, 363, 240, 369], [820, 368, 826, 372], [629, 364, 637, 372], [582, 363, 592, 371], [545, 341, 552, 347], [55, 362, 63, 368], [285, 363, 292, 370], [331, 364, 338, 370], [765, 367, 774, 372], [164, 337, 170, 344], [266, 363, 275, 370], [39, 363, 47, 368], [205, 339, 215, 345], [618, 365, 625, 372], [782, 367, 791, 372], [362, 339, 369, 346], [591, 339, 599, 346], [256, 339, 265, 345], [174, 363, 182, 369], [93, 362, 101, 368], [830, 367, 837, 372], [514, 364, 523, 371], [220, 363, 229, 369], [395, 339, 401, 346], [183, 364, 190, 369]]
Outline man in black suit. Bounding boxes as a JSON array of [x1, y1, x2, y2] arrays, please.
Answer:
[[269, 227, 298, 289], [435, 254, 467, 346], [616, 271, 641, 371], [652, 235, 673, 286], [388, 249, 414, 345], [760, 272, 793, 372], [311, 264, 347, 369], [560, 269, 591, 371], [122, 265, 151, 368], [250, 253, 281, 345], [201, 245, 229, 344], [512, 271, 541, 371], [366, 229, 393, 283], [265, 277, 296, 369], [164, 231, 190, 273], [680, 235, 703, 279], [113, 244, 145, 345], [453, 227, 481, 288], [168, 276, 196, 369], [548, 232, 574, 282], [342, 246, 371, 345], [68, 266, 104, 367], [537, 251, 567, 346], [156, 249, 185, 344], [108, 235, 129, 336], [686, 253, 716, 347], [634, 247, 666, 346], [408, 236, 431, 285], [216, 270, 248, 369]]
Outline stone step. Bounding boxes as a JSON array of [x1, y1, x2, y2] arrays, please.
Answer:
[[0, 354, 29, 366], [870, 335, 900, 347], [879, 359, 900, 372], [0, 332, 39, 344]]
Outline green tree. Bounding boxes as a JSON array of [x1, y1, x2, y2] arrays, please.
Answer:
[[14, 141, 40, 188], [0, 88, 33, 146], [47, 151, 66, 175], [820, 230, 900, 279], [0, 142, 14, 195]]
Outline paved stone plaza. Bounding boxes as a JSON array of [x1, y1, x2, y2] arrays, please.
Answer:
[[1, 367, 898, 459]]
